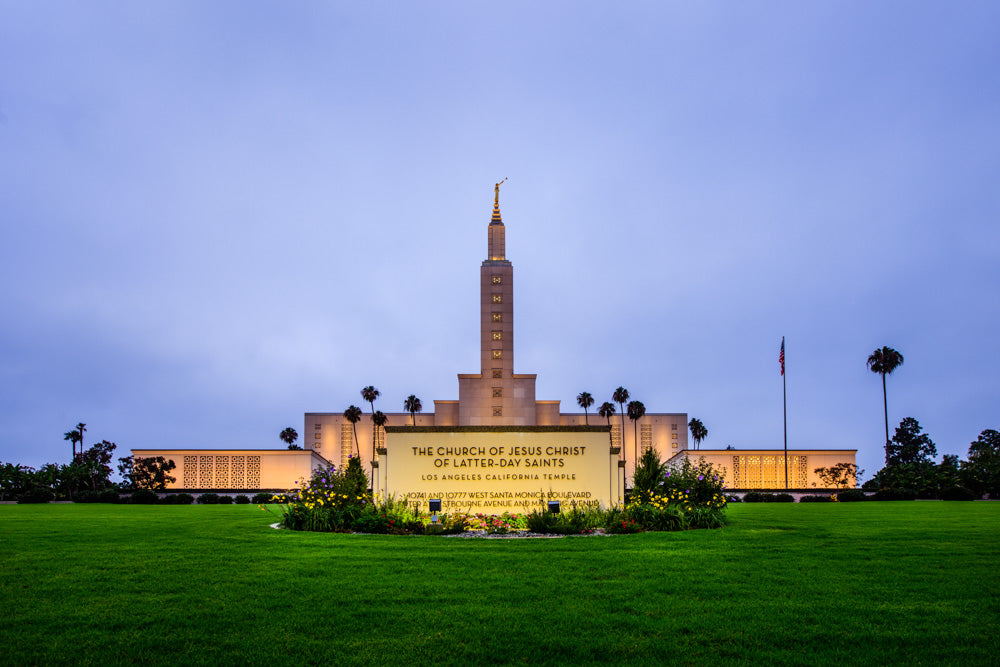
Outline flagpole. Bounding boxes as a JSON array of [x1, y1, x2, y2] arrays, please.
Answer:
[[782, 337, 788, 490]]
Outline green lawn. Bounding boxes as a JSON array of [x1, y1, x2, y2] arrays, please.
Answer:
[[1, 502, 997, 666]]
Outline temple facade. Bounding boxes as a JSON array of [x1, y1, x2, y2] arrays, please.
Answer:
[[304, 181, 687, 484], [133, 183, 854, 493]]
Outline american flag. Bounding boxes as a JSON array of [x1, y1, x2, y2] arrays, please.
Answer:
[[779, 337, 785, 376]]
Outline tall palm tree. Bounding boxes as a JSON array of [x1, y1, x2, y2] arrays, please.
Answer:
[[372, 410, 388, 449], [343, 405, 362, 457], [688, 418, 707, 450], [361, 386, 380, 454], [867, 346, 904, 464], [371, 410, 388, 495], [403, 394, 423, 426], [627, 400, 646, 464], [598, 402, 616, 448], [576, 391, 594, 425], [279, 427, 299, 449], [612, 387, 629, 461], [64, 422, 86, 460]]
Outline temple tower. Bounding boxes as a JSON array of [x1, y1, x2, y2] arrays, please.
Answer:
[[457, 181, 537, 425]]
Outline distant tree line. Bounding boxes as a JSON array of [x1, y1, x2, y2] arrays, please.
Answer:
[[1, 423, 176, 503], [863, 419, 999, 499]]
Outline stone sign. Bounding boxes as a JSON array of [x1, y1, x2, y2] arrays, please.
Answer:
[[379, 427, 618, 513]]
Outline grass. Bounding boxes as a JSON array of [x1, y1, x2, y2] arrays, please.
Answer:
[[1, 502, 998, 666]]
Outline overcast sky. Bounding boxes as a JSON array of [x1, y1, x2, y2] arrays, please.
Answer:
[[2, 2, 998, 481]]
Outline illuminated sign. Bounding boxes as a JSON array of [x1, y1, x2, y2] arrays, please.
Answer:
[[382, 428, 615, 513]]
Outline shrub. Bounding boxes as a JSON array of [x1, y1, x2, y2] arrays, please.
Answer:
[[659, 456, 729, 509], [17, 488, 54, 504], [234, 494, 250, 504], [837, 489, 868, 502], [873, 488, 917, 501], [605, 512, 643, 534], [251, 492, 274, 504], [277, 461, 375, 532], [799, 495, 835, 502], [726, 494, 742, 503], [129, 489, 159, 504], [939, 486, 976, 501], [160, 493, 194, 505], [217, 495, 234, 504], [525, 505, 600, 534], [197, 493, 221, 505], [744, 492, 794, 503], [687, 506, 728, 529], [466, 512, 527, 534], [74, 489, 120, 503]]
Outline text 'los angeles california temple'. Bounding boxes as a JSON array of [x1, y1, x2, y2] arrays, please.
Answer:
[[134, 182, 855, 497]]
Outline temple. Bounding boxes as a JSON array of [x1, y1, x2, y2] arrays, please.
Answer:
[[301, 180, 687, 479], [133, 184, 855, 493]]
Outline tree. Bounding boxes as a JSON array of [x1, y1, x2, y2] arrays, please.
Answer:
[[814, 462, 863, 489], [0, 462, 36, 501], [372, 410, 388, 448], [343, 406, 362, 457], [627, 400, 646, 466], [403, 395, 423, 426], [688, 418, 707, 450], [864, 461, 939, 498], [576, 392, 594, 425], [631, 446, 666, 503], [598, 402, 616, 448], [887, 417, 936, 466], [361, 386, 380, 456], [613, 387, 629, 461], [118, 455, 177, 490], [371, 411, 388, 496], [280, 427, 300, 450], [962, 429, 1000, 497], [36, 463, 62, 498], [63, 422, 86, 459], [76, 440, 117, 491], [867, 346, 904, 464]]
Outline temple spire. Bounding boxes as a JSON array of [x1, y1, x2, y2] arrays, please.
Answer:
[[491, 177, 507, 225]]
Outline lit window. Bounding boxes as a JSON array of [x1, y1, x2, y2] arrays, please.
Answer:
[[492, 388, 502, 398], [671, 433, 678, 440], [492, 407, 503, 417], [492, 313, 502, 322], [492, 331, 502, 341], [492, 369, 502, 378], [492, 350, 502, 359], [492, 295, 502, 303], [492, 275, 502, 285]]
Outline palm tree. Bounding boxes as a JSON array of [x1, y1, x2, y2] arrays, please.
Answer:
[[361, 385, 380, 455], [867, 346, 904, 463], [371, 410, 388, 496], [403, 394, 423, 426], [279, 427, 299, 449], [343, 405, 362, 457], [598, 402, 616, 448], [612, 387, 629, 461], [372, 411, 388, 448], [627, 400, 646, 464], [64, 422, 86, 460], [576, 391, 594, 425], [688, 418, 707, 450]]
